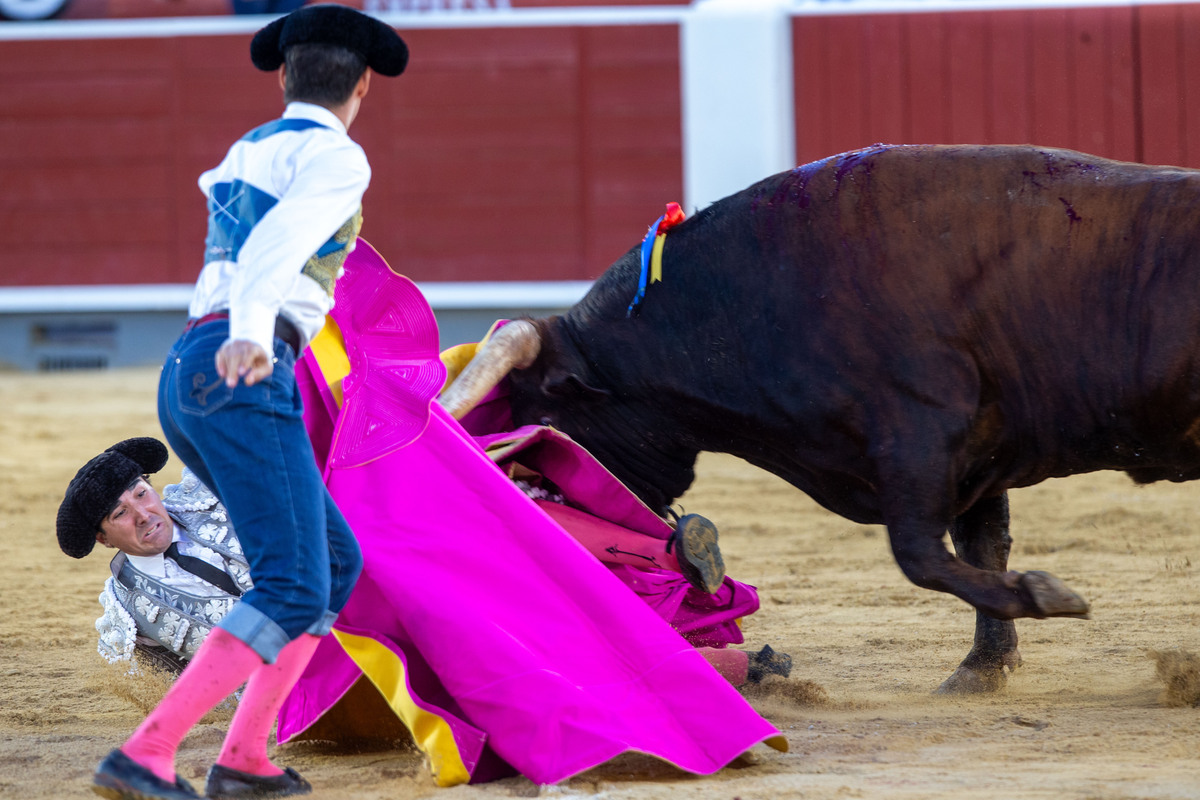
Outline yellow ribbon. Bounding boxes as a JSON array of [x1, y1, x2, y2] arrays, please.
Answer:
[[650, 232, 667, 285]]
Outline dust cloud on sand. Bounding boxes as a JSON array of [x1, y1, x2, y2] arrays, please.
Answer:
[[2, 367, 1197, 800], [1150, 648, 1200, 708]]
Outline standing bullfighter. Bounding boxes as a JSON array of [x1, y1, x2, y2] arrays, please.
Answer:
[[87, 7, 407, 799]]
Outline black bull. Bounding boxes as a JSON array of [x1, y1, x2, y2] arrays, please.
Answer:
[[443, 144, 1200, 692]]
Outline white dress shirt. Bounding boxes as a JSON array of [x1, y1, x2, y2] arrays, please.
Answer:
[[189, 102, 371, 353], [126, 523, 233, 599]]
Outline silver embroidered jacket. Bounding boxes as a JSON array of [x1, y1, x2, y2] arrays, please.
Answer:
[[95, 469, 253, 664]]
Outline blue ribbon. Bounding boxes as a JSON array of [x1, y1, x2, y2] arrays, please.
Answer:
[[626, 213, 666, 318]]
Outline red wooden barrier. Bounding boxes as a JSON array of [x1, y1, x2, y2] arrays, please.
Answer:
[[5, 4, 1200, 290], [0, 23, 682, 286], [1137, 2, 1200, 167], [793, 6, 1144, 166]]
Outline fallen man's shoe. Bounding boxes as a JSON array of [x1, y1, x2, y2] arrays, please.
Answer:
[[747, 645, 793, 684], [204, 764, 312, 799], [669, 513, 726, 594], [92, 748, 200, 800]]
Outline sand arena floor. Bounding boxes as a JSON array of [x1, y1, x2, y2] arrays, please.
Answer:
[[1, 366, 1197, 800]]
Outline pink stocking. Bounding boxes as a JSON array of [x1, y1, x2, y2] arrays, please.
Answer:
[[216, 633, 321, 776], [698, 647, 750, 687], [121, 627, 263, 783]]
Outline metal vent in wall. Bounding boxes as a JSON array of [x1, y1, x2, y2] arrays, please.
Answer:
[[31, 319, 117, 371], [38, 354, 110, 371]]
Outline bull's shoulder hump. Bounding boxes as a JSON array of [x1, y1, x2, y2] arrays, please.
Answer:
[[792, 143, 1196, 180]]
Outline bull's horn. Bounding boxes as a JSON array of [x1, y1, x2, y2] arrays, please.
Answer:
[[439, 319, 542, 419]]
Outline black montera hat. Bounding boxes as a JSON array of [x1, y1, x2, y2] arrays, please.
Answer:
[[250, 4, 408, 78], [56, 437, 169, 559]]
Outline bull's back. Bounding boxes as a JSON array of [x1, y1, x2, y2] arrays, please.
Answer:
[[703, 146, 1199, 397], [752, 145, 1199, 333], [626, 146, 1200, 497]]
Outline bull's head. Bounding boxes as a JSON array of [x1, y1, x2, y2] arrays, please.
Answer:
[[439, 318, 699, 514]]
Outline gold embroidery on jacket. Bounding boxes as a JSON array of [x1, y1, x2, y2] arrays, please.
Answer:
[[302, 207, 362, 296]]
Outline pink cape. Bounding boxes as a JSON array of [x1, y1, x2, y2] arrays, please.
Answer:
[[470, 423, 760, 649], [278, 241, 784, 785]]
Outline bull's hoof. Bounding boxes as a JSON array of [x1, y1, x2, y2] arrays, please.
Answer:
[[1022, 570, 1091, 619], [935, 664, 1006, 694]]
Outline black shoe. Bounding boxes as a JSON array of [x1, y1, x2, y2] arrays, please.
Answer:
[[92, 749, 200, 800], [746, 644, 793, 684], [204, 764, 311, 799], [668, 513, 726, 594]]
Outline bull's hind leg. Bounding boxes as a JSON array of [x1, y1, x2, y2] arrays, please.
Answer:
[[938, 493, 1021, 694]]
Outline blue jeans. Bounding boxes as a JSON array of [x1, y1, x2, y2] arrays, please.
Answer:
[[158, 318, 362, 663]]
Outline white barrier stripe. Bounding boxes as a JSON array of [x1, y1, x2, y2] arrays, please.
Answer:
[[419, 281, 592, 309], [0, 285, 195, 313], [0, 282, 593, 313]]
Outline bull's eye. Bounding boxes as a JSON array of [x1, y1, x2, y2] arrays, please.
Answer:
[[539, 416, 553, 427]]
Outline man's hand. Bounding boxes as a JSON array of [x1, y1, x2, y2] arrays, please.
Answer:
[[216, 339, 273, 387]]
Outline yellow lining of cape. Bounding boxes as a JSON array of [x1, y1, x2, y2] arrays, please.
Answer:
[[333, 630, 472, 787], [438, 319, 504, 392], [308, 317, 351, 405], [765, 734, 789, 752], [438, 342, 480, 392], [308, 319, 472, 787]]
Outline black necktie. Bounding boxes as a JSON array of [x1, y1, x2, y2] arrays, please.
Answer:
[[165, 542, 243, 597]]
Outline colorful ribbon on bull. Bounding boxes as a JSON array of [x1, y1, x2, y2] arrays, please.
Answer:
[[626, 202, 686, 317]]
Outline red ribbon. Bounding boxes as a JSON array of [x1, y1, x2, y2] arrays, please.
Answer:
[[656, 202, 686, 234]]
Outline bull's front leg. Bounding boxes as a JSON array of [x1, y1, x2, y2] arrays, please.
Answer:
[[887, 517, 1090, 619], [938, 493, 1021, 694], [878, 464, 1089, 692]]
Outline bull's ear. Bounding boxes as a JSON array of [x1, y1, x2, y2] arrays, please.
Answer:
[[542, 371, 611, 399]]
